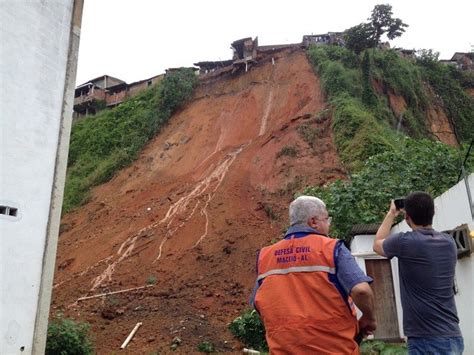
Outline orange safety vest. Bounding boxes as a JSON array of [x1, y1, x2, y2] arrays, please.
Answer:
[[253, 233, 359, 355]]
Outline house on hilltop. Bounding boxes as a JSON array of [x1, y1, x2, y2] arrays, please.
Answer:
[[451, 52, 474, 71], [302, 32, 345, 48], [73, 73, 164, 120], [440, 52, 474, 71]]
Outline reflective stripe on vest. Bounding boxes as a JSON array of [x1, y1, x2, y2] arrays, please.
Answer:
[[257, 265, 335, 281]]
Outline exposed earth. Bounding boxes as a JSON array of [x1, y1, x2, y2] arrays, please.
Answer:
[[51, 48, 457, 354]]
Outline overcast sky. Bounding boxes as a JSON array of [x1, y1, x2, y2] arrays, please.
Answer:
[[76, 0, 473, 85]]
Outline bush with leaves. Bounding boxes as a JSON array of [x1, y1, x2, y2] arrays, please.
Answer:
[[63, 68, 198, 212], [303, 138, 473, 239], [46, 316, 94, 355], [361, 340, 407, 355], [196, 341, 216, 353], [229, 309, 268, 352], [417, 59, 474, 142]]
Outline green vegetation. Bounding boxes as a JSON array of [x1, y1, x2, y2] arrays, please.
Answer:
[[361, 340, 407, 355], [417, 56, 474, 142], [345, 4, 408, 54], [229, 309, 268, 352], [305, 42, 473, 239], [196, 341, 216, 353], [276, 145, 299, 158], [303, 138, 473, 239], [307, 44, 473, 171], [63, 68, 198, 212], [263, 203, 278, 220], [297, 124, 320, 150], [146, 275, 157, 285], [307, 45, 400, 170], [46, 316, 94, 355]]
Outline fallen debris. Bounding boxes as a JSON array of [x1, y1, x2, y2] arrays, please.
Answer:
[[120, 322, 142, 349], [77, 284, 153, 302]]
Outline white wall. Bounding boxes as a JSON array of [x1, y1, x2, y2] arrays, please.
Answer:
[[352, 174, 474, 351], [0, 1, 82, 354]]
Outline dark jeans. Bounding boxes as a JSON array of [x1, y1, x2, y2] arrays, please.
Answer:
[[408, 336, 464, 355]]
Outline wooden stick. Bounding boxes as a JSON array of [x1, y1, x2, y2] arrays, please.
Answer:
[[120, 322, 142, 349], [77, 285, 153, 302]]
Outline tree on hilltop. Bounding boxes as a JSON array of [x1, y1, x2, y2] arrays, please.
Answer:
[[345, 3, 408, 53]]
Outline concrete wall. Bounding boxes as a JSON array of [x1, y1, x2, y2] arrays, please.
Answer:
[[0, 1, 82, 354], [352, 174, 474, 351]]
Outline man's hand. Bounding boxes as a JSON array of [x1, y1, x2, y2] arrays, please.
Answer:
[[358, 313, 377, 336], [373, 200, 400, 256], [350, 282, 376, 338], [387, 200, 400, 218]]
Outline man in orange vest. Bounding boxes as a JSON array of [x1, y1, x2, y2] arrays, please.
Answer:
[[252, 196, 376, 354]]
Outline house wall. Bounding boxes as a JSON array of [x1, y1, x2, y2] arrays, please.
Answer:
[[106, 89, 128, 107], [127, 75, 163, 97], [351, 174, 474, 351], [0, 1, 82, 353]]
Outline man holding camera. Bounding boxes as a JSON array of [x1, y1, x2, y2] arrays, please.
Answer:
[[373, 191, 463, 354], [252, 196, 376, 354]]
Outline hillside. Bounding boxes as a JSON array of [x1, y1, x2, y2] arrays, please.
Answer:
[[51, 47, 469, 353], [52, 49, 349, 353]]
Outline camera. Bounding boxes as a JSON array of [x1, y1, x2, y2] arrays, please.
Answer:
[[394, 198, 405, 210]]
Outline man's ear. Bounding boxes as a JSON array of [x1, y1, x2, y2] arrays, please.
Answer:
[[308, 217, 317, 229]]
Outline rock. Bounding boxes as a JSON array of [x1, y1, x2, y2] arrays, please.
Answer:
[[172, 336, 182, 345], [147, 336, 156, 343], [100, 309, 115, 320]]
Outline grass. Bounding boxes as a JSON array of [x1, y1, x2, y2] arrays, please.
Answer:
[[276, 145, 299, 158], [63, 68, 198, 213]]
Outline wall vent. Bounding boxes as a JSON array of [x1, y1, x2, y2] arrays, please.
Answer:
[[0, 204, 19, 218], [444, 225, 472, 258]]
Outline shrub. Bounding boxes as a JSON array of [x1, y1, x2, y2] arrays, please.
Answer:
[[297, 124, 320, 150], [276, 145, 298, 158], [196, 341, 215, 353], [146, 275, 157, 285], [229, 309, 268, 352], [361, 340, 407, 354], [331, 94, 396, 170], [46, 316, 94, 355]]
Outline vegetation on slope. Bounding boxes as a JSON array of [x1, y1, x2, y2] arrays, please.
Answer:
[[63, 68, 198, 213], [306, 45, 473, 239], [46, 315, 94, 355], [304, 138, 473, 238], [416, 51, 474, 142]]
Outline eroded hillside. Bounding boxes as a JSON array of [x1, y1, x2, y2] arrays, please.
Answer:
[[52, 49, 348, 353]]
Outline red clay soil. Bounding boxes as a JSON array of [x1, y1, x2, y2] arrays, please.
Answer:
[[52, 49, 347, 354]]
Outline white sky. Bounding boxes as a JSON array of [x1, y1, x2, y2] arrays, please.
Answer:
[[76, 0, 473, 85]]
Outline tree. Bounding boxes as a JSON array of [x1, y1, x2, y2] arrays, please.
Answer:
[[345, 23, 377, 54], [415, 49, 440, 67], [369, 4, 408, 43], [345, 3, 408, 53]]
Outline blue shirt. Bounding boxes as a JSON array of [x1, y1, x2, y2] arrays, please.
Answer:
[[383, 228, 461, 337]]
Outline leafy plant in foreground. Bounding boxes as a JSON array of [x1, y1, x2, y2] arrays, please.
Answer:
[[229, 309, 268, 352], [46, 316, 94, 355]]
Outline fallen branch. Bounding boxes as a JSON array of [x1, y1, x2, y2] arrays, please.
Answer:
[[120, 322, 142, 349], [77, 285, 154, 302]]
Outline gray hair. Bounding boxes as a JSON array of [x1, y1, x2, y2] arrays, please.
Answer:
[[289, 195, 327, 226]]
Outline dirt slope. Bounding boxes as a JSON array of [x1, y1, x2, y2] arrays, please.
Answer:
[[52, 49, 346, 353]]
